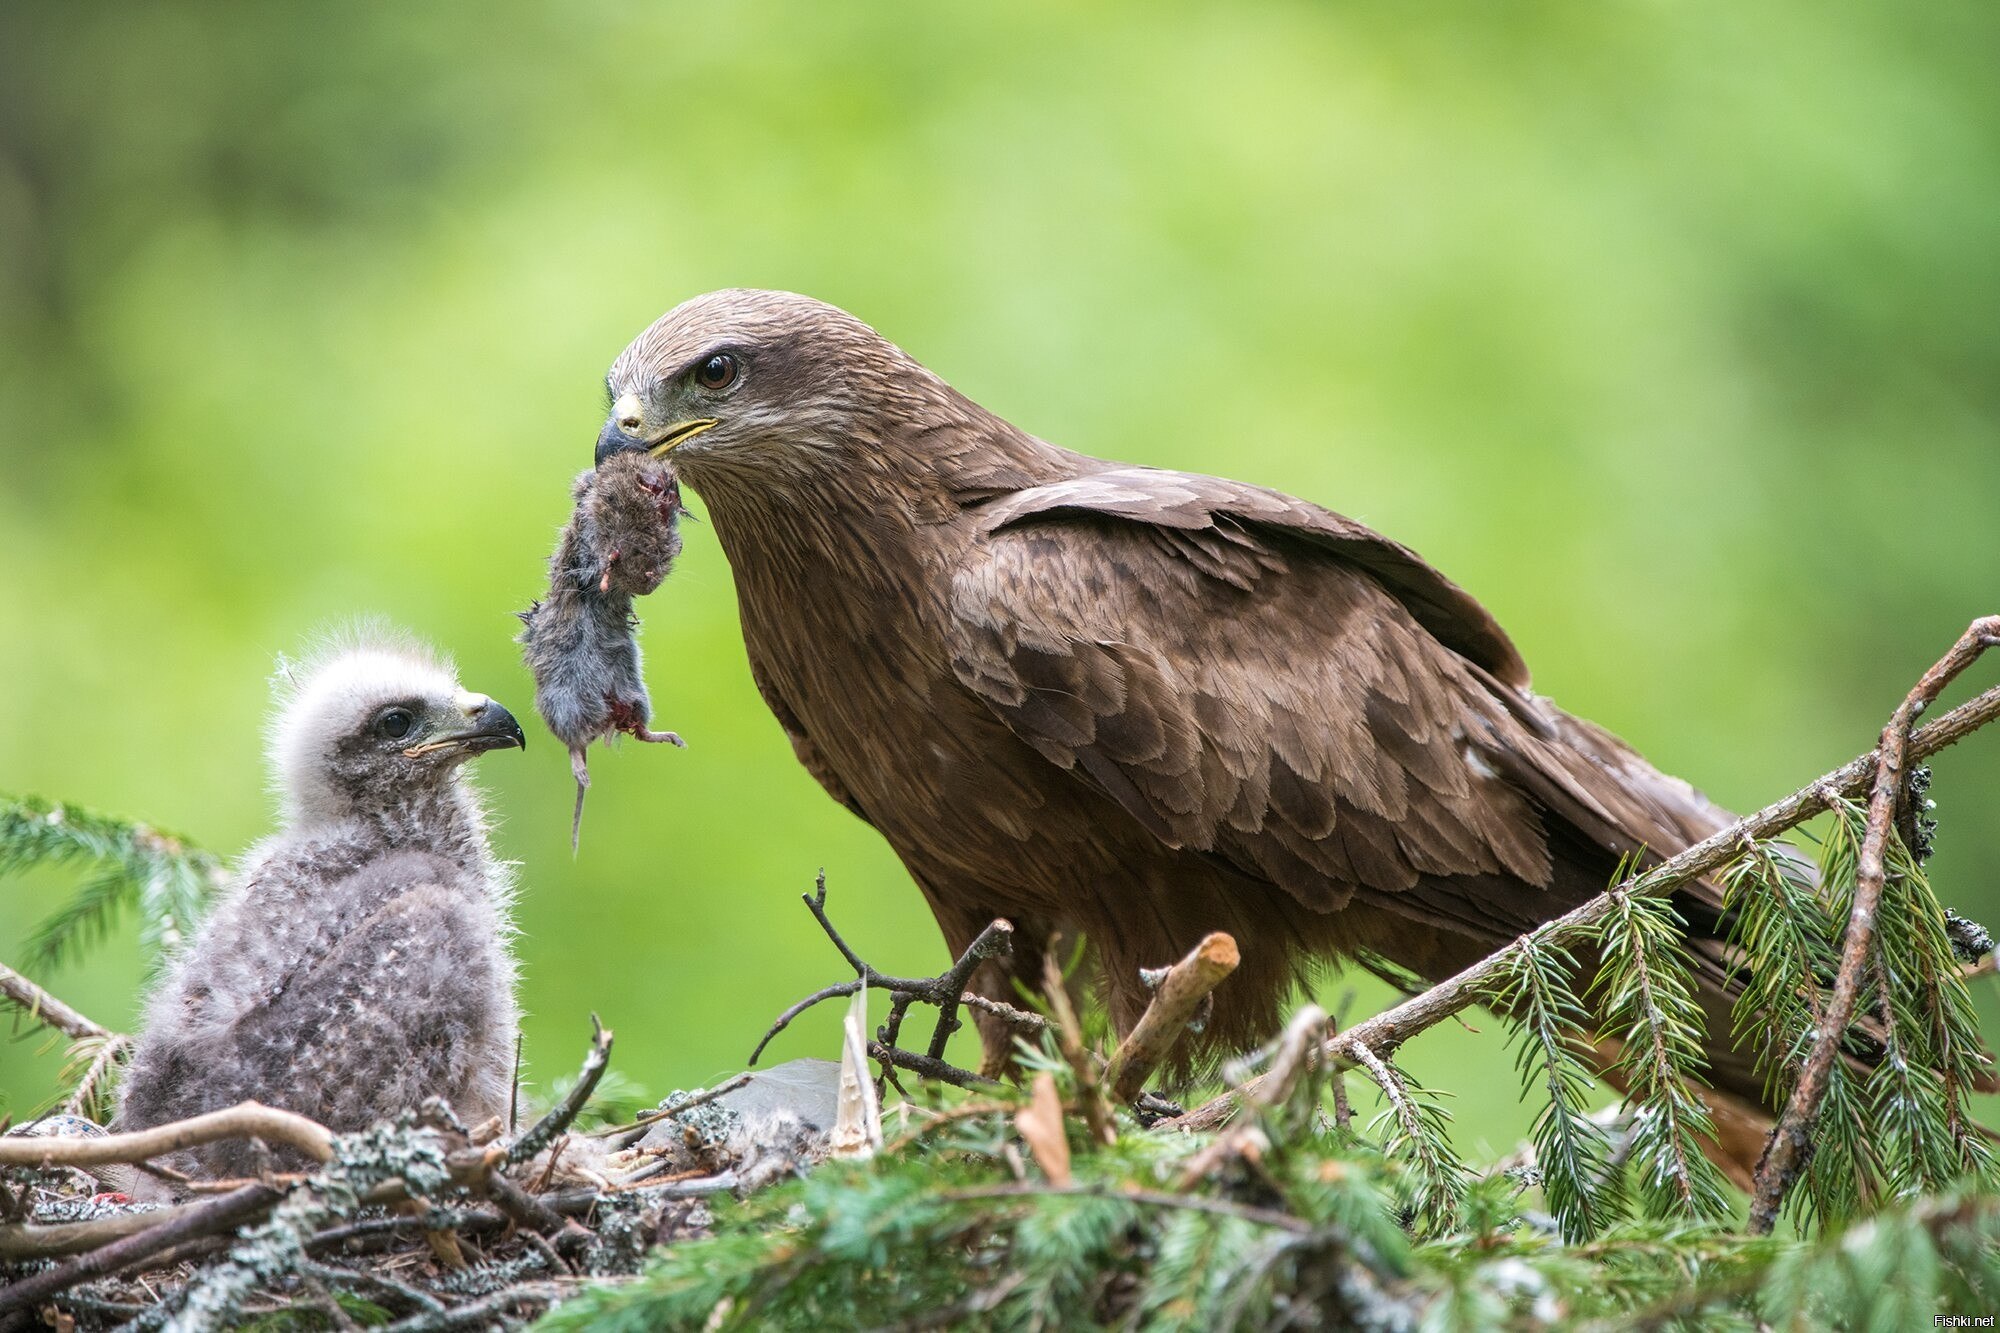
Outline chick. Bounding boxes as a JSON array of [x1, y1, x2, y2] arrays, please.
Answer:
[[113, 632, 526, 1182]]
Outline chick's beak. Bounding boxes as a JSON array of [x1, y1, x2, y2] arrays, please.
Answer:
[[412, 695, 526, 757]]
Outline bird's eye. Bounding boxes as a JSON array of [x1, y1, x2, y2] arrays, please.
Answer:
[[694, 353, 738, 392], [378, 708, 414, 740]]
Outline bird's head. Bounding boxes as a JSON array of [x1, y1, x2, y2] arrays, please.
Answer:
[[594, 289, 958, 492], [269, 631, 525, 825]]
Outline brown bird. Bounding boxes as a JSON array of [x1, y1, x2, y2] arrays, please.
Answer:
[[589, 290, 1838, 1161]]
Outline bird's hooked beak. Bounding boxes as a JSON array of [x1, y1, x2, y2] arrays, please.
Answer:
[[403, 694, 527, 758], [596, 393, 717, 465]]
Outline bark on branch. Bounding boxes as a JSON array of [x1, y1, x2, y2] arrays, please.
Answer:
[[1105, 932, 1240, 1102], [0, 1102, 334, 1170], [1747, 615, 2000, 1232], [0, 961, 112, 1042]]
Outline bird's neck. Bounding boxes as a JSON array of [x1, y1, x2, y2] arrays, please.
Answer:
[[297, 782, 508, 901], [690, 398, 1081, 593]]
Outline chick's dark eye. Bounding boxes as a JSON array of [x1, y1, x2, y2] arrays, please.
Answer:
[[378, 709, 414, 740], [695, 353, 737, 391]]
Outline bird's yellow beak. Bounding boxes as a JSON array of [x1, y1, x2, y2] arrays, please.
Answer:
[[647, 418, 719, 456], [598, 393, 720, 464]]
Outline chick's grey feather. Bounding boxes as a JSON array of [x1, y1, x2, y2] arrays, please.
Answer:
[[114, 636, 522, 1181]]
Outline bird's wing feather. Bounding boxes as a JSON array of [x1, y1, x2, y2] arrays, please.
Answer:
[[973, 466, 1531, 690], [949, 500, 1552, 913], [951, 467, 1733, 924]]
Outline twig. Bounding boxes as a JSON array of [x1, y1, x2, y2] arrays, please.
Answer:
[[942, 1181, 1315, 1235], [1105, 933, 1240, 1102], [1040, 951, 1115, 1147], [1163, 666, 2000, 1134], [374, 1282, 568, 1332], [1175, 1006, 1326, 1189], [1748, 616, 2000, 1233], [0, 960, 112, 1042], [61, 1033, 133, 1117], [590, 1073, 754, 1140], [508, 1014, 612, 1165], [866, 1042, 999, 1090], [961, 992, 1048, 1035], [750, 881, 1021, 1079], [925, 919, 1014, 1059], [0, 1182, 281, 1319], [301, 1258, 445, 1315], [882, 1101, 1018, 1156], [802, 869, 870, 976], [0, 1101, 334, 1170], [1347, 1040, 1421, 1149]]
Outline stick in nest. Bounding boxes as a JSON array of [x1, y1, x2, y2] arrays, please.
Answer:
[[508, 1014, 612, 1166], [1104, 932, 1240, 1103], [748, 875, 1012, 1090], [0, 1101, 335, 1171]]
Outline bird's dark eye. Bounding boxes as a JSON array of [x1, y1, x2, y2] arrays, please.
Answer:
[[377, 708, 414, 740], [694, 353, 738, 391]]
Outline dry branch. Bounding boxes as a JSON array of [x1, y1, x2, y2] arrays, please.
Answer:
[[1748, 615, 2000, 1233], [0, 1182, 281, 1321], [752, 880, 1015, 1090], [1040, 951, 1115, 1147], [0, 1102, 334, 1171], [0, 961, 112, 1042], [1105, 933, 1240, 1102], [1163, 655, 2000, 1135], [508, 1015, 612, 1166]]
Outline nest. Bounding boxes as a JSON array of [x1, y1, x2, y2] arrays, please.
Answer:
[[0, 1023, 833, 1332]]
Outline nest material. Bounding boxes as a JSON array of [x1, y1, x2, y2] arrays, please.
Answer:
[[0, 1065, 835, 1332]]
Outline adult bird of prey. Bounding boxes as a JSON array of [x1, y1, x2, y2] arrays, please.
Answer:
[[589, 290, 1855, 1155], [115, 633, 527, 1184]]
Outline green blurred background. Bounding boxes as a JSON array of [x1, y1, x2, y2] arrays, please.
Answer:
[[4, 2, 1999, 1159]]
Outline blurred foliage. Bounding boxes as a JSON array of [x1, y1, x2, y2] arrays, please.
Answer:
[[3, 0, 2000, 1148]]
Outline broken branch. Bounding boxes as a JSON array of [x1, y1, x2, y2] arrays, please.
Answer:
[[1105, 932, 1240, 1102], [508, 1014, 612, 1166]]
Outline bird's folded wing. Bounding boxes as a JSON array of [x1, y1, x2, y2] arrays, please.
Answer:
[[949, 490, 1563, 914], [954, 467, 1750, 929], [970, 466, 1532, 690]]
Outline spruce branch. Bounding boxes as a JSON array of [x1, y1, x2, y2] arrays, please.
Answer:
[[0, 794, 223, 974], [1490, 936, 1623, 1239], [1351, 1038, 1465, 1236], [1590, 879, 1732, 1221], [1750, 615, 2000, 1234], [0, 959, 113, 1042], [1167, 638, 2000, 1136]]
